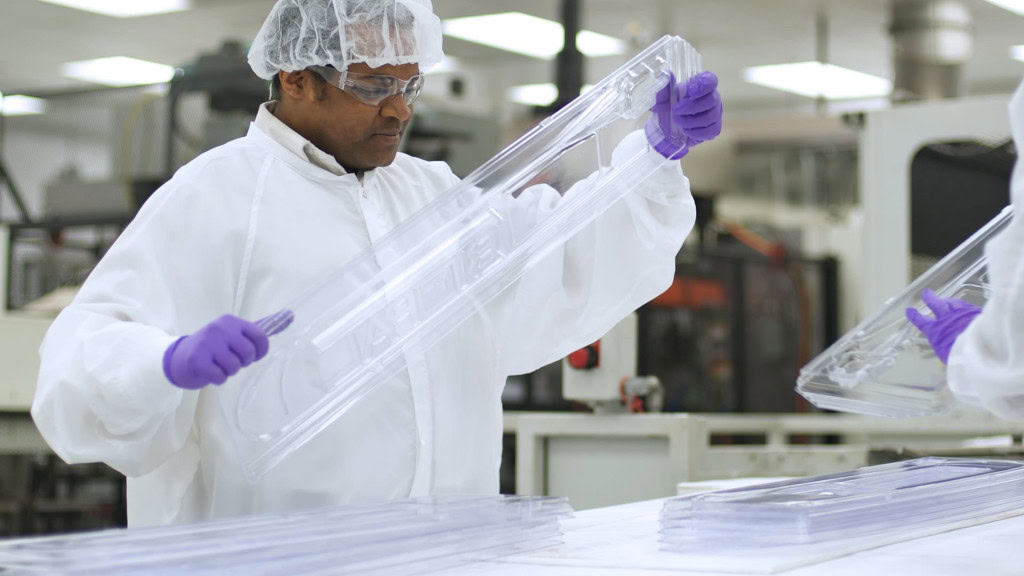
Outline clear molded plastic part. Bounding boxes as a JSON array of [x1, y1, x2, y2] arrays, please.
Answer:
[[0, 495, 573, 575], [797, 207, 1014, 418], [660, 457, 1024, 548], [217, 36, 702, 481]]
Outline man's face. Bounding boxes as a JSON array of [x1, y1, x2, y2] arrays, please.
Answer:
[[305, 61, 419, 172]]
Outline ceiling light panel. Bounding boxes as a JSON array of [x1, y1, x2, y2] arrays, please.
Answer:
[[63, 57, 176, 87], [36, 0, 189, 18], [983, 0, 1024, 16], [0, 95, 47, 116], [443, 12, 624, 59], [743, 62, 893, 100]]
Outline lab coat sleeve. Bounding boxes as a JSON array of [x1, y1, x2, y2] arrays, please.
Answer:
[[946, 190, 1024, 420], [31, 170, 247, 476], [946, 80, 1024, 420], [497, 130, 695, 376]]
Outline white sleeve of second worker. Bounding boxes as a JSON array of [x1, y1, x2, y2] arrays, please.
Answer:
[[31, 172, 247, 477], [498, 130, 696, 376], [947, 207, 1024, 420], [947, 174, 1024, 420], [946, 79, 1024, 420]]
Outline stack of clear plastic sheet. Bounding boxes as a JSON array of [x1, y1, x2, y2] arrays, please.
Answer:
[[660, 457, 1024, 551], [217, 36, 702, 480], [797, 207, 1014, 418], [0, 495, 573, 575]]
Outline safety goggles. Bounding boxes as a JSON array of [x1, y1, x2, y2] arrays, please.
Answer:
[[310, 66, 424, 107]]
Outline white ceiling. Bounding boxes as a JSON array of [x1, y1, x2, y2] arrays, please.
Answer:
[[1, 0, 1022, 113]]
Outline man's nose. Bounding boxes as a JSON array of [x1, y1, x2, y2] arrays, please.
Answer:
[[380, 95, 413, 122]]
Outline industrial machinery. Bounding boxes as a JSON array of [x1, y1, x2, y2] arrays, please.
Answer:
[[562, 313, 664, 414], [858, 92, 1013, 316], [4, 41, 268, 314], [504, 232, 839, 416], [164, 40, 268, 174]]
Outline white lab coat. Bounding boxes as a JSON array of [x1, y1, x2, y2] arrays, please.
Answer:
[[31, 108, 694, 527], [947, 78, 1024, 420]]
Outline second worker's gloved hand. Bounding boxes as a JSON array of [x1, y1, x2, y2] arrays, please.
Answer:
[[646, 70, 723, 160], [906, 289, 982, 364], [163, 310, 294, 390]]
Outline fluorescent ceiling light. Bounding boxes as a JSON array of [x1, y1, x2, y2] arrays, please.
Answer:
[[508, 83, 595, 106], [427, 56, 461, 75], [826, 97, 891, 115], [63, 56, 176, 87], [0, 95, 47, 116], [508, 84, 558, 106], [983, 0, 1024, 16], [35, 0, 189, 17], [576, 31, 625, 57], [744, 61, 892, 100], [1012, 45, 1024, 63], [442, 12, 625, 59]]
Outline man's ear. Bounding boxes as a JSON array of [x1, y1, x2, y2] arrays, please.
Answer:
[[279, 70, 314, 101]]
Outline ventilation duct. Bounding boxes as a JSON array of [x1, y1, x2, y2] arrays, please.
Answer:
[[890, 0, 973, 101]]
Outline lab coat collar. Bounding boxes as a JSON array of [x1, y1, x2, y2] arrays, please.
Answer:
[[255, 102, 348, 177]]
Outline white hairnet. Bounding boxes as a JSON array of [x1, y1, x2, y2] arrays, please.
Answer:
[[248, 0, 444, 80]]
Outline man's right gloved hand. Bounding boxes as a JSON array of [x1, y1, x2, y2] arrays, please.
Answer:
[[646, 70, 723, 160], [906, 290, 981, 365], [163, 310, 293, 390]]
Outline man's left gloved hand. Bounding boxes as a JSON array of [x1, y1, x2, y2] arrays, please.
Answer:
[[646, 71, 723, 160]]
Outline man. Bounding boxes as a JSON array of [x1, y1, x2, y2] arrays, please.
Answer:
[[908, 77, 1023, 420], [31, 0, 723, 526]]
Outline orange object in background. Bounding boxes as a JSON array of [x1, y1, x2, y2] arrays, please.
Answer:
[[567, 341, 601, 370], [651, 275, 727, 309]]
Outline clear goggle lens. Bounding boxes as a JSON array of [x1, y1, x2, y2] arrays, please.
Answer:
[[311, 67, 424, 107]]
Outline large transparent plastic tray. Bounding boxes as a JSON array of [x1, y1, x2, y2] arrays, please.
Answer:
[[216, 36, 702, 480], [0, 495, 573, 575], [797, 207, 1014, 418], [660, 457, 1024, 548]]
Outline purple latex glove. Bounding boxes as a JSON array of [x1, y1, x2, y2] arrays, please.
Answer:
[[645, 70, 723, 160], [163, 310, 294, 390], [906, 290, 981, 364]]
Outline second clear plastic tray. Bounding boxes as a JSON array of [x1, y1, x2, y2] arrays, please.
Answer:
[[660, 457, 1024, 548], [797, 206, 1013, 418], [216, 36, 703, 480]]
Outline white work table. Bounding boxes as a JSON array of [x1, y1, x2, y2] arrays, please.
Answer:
[[451, 496, 1024, 575]]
